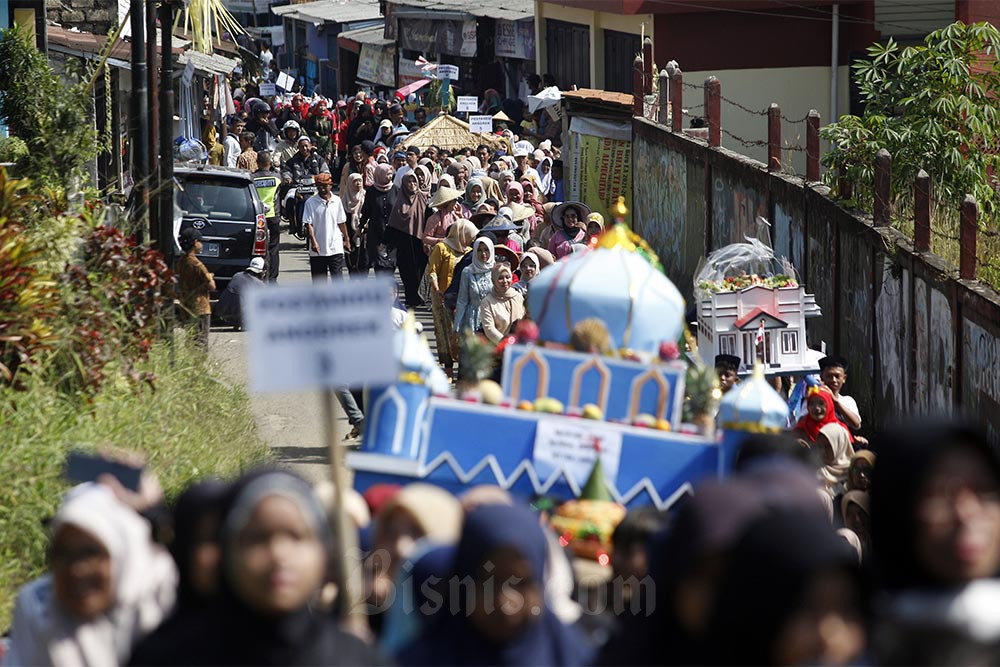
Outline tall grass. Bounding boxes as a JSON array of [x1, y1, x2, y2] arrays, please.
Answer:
[[0, 335, 272, 630]]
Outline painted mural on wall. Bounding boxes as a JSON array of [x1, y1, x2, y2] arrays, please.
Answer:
[[632, 135, 686, 274], [963, 318, 1000, 445], [712, 174, 766, 249], [874, 255, 910, 417]]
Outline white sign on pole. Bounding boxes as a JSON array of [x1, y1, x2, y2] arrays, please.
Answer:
[[276, 72, 295, 91], [258, 83, 277, 97], [468, 115, 493, 133], [243, 277, 398, 393], [532, 419, 623, 487], [437, 64, 459, 80], [456, 96, 478, 112]]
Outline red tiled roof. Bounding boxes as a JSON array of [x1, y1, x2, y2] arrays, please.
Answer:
[[733, 307, 786, 330]]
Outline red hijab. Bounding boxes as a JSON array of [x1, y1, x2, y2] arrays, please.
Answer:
[[794, 387, 854, 443]]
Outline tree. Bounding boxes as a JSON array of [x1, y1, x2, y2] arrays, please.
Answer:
[[0, 25, 101, 188], [821, 21, 1000, 218]]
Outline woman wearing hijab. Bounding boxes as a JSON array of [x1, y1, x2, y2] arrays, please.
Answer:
[[706, 509, 866, 666], [479, 89, 503, 115], [423, 186, 463, 255], [367, 484, 463, 630], [361, 163, 396, 274], [413, 164, 432, 200], [480, 263, 526, 345], [428, 220, 476, 372], [816, 422, 855, 498], [505, 181, 525, 208], [462, 177, 487, 218], [401, 503, 594, 667], [521, 179, 546, 221], [446, 162, 468, 191], [129, 470, 384, 666], [338, 143, 366, 196], [6, 483, 177, 666], [869, 422, 1000, 664], [387, 170, 429, 307], [548, 202, 589, 259], [538, 157, 555, 199], [793, 387, 853, 445], [454, 237, 496, 336], [514, 252, 539, 297], [342, 172, 367, 274]]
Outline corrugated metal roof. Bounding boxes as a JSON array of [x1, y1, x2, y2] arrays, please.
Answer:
[[178, 49, 240, 76], [388, 0, 533, 21], [338, 23, 393, 47], [272, 0, 383, 24], [562, 88, 633, 107]]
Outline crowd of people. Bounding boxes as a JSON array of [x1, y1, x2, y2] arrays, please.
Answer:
[[51, 64, 994, 667], [4, 419, 999, 666]]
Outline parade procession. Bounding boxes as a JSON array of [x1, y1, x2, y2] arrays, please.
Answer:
[[3, 0, 1000, 665]]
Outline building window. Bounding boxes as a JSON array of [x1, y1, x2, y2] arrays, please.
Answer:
[[781, 331, 798, 355], [545, 19, 590, 90], [719, 334, 737, 356], [603, 30, 640, 93]]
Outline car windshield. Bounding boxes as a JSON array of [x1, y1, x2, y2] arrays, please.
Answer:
[[177, 177, 254, 220]]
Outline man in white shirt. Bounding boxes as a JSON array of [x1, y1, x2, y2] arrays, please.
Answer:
[[223, 117, 244, 168], [260, 44, 273, 73], [302, 172, 351, 281], [818, 355, 862, 430]]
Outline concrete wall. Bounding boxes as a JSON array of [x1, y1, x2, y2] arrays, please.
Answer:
[[534, 1, 652, 89], [633, 116, 1000, 443]]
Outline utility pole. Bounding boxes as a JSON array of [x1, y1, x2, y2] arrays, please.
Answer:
[[146, 0, 159, 247], [129, 0, 148, 243], [157, 0, 176, 264]]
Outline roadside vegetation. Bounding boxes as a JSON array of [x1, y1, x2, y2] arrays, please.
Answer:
[[0, 25, 270, 629], [821, 21, 1000, 288]]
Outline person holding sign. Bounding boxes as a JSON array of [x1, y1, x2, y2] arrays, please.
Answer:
[[302, 173, 351, 281]]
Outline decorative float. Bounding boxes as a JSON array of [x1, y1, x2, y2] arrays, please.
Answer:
[[347, 221, 788, 520], [695, 236, 823, 376]]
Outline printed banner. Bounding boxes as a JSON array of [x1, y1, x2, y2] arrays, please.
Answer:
[[357, 44, 396, 87], [495, 19, 535, 60], [574, 133, 633, 226], [399, 18, 476, 57]]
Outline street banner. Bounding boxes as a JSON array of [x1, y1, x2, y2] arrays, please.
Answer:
[[242, 277, 397, 393], [357, 45, 396, 87], [574, 133, 633, 226]]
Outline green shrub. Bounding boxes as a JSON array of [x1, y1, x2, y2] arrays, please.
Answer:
[[0, 136, 28, 164], [0, 336, 272, 630]]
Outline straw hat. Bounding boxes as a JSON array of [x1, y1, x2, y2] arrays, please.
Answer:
[[481, 215, 519, 233], [493, 245, 520, 271], [493, 110, 512, 122], [551, 201, 591, 230], [509, 203, 534, 223], [428, 185, 463, 210], [470, 210, 496, 229]]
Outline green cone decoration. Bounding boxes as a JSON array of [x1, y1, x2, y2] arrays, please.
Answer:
[[580, 456, 615, 502]]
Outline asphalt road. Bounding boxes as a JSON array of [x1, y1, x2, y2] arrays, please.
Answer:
[[207, 228, 435, 484]]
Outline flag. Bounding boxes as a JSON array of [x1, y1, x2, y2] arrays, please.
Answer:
[[755, 320, 765, 346]]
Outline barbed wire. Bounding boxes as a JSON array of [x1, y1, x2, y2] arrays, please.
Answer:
[[674, 79, 812, 124], [720, 128, 768, 148]]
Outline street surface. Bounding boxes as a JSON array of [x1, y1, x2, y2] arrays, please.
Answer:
[[208, 229, 436, 483]]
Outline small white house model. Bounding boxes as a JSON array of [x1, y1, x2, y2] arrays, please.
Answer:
[[697, 285, 821, 374]]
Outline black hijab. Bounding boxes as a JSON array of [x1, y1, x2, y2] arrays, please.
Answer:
[[706, 509, 862, 665], [401, 503, 593, 667], [169, 479, 230, 610], [129, 470, 384, 666], [870, 421, 1000, 591]]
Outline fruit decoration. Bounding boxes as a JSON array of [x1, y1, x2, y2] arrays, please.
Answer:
[[517, 400, 535, 411], [659, 341, 681, 362], [633, 413, 657, 428], [533, 397, 565, 414], [697, 273, 798, 293], [569, 318, 612, 355], [549, 456, 626, 560], [478, 379, 503, 405], [581, 404, 604, 420]]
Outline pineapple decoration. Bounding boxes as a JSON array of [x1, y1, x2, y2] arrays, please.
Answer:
[[682, 329, 722, 436], [456, 331, 499, 400]]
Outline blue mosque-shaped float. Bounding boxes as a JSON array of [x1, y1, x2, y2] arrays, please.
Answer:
[[348, 225, 785, 509]]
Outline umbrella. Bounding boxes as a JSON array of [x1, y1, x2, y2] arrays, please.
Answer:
[[527, 86, 562, 114], [397, 78, 431, 99]]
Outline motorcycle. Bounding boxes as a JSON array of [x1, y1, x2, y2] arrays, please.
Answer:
[[284, 176, 316, 242]]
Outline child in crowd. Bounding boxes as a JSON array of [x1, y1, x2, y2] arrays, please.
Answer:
[[715, 354, 741, 395], [818, 356, 865, 446]]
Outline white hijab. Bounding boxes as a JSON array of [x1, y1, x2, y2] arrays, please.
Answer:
[[471, 237, 495, 274], [4, 484, 176, 667]]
